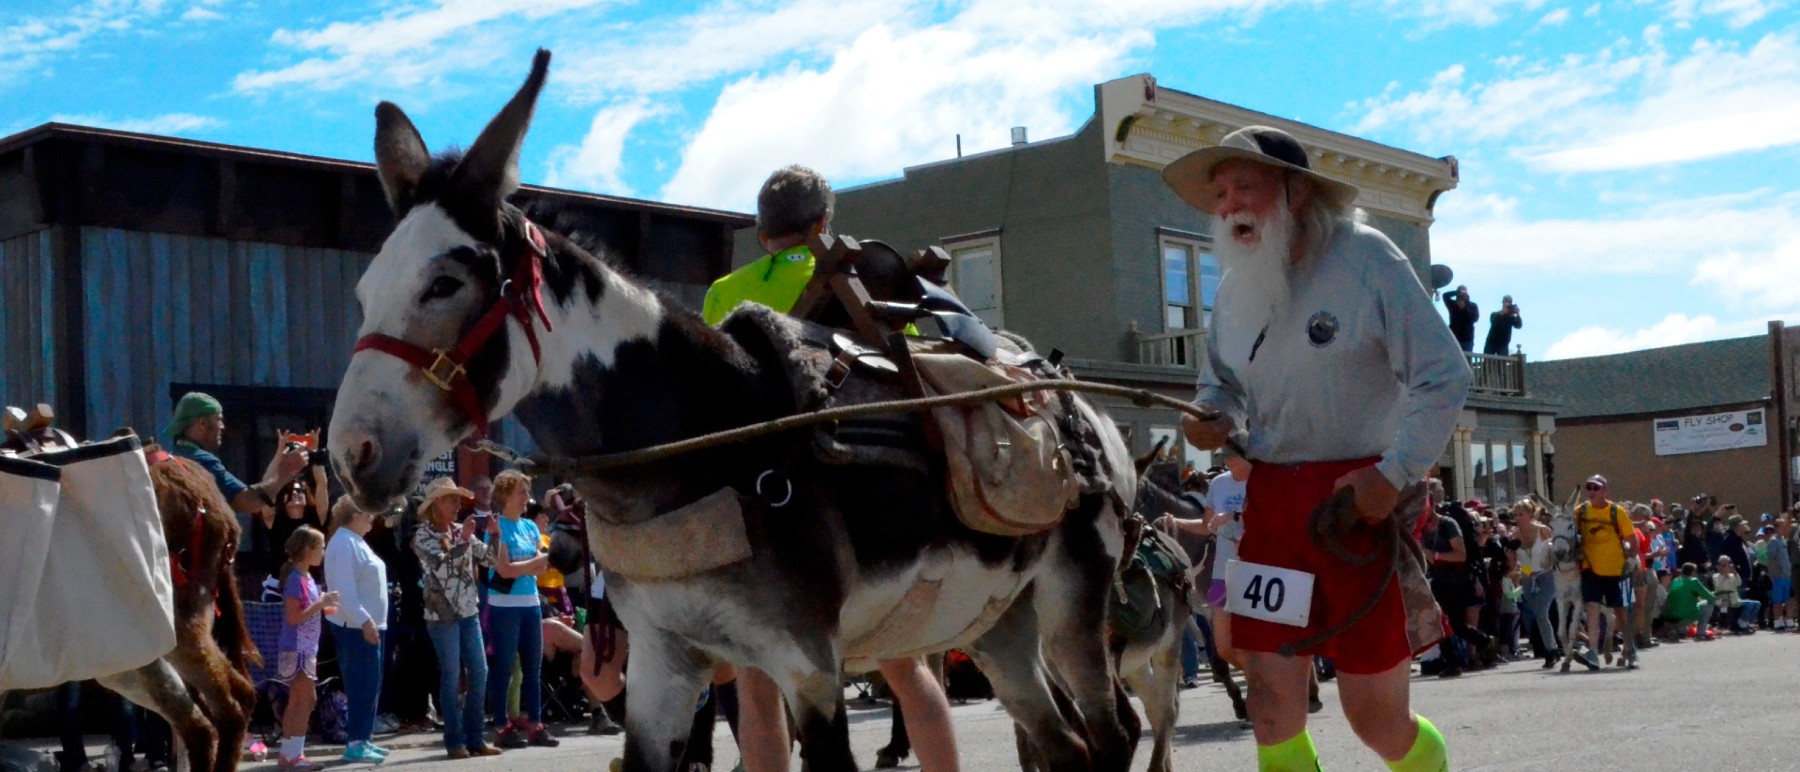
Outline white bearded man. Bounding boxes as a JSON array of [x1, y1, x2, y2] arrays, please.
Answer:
[[1166, 126, 1471, 772]]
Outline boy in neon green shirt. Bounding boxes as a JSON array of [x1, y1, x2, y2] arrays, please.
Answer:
[[699, 165, 960, 772]]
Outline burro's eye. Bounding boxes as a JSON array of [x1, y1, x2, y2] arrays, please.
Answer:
[[423, 275, 463, 302]]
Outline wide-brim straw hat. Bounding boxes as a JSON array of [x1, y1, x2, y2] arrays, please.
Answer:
[[1162, 125, 1360, 215], [420, 476, 475, 509]]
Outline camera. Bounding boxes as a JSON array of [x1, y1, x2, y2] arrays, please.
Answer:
[[308, 448, 330, 466]]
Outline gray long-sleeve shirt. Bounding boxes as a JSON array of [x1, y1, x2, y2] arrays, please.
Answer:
[[1196, 221, 1472, 491]]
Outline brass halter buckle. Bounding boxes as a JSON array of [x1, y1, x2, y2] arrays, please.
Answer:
[[423, 351, 466, 392]]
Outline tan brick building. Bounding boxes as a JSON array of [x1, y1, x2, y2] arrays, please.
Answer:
[[1530, 334, 1785, 514]]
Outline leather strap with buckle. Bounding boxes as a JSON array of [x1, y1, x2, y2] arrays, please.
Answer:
[[351, 219, 555, 438]]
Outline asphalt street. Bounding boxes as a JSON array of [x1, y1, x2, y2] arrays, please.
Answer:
[[39, 631, 1789, 771]]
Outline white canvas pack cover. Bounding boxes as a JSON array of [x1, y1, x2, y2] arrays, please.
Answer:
[[0, 435, 176, 690]]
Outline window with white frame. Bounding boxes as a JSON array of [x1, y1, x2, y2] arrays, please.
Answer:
[[1159, 234, 1219, 332], [942, 233, 1003, 328]]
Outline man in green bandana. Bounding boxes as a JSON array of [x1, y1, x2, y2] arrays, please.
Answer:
[[703, 166, 963, 772], [166, 391, 308, 515]]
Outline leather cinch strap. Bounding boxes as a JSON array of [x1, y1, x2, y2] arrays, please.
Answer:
[[352, 220, 555, 438]]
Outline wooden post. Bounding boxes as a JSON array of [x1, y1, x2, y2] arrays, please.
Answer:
[[1771, 321, 1791, 509]]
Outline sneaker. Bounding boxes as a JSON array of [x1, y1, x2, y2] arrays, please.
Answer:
[[374, 714, 401, 735], [365, 744, 390, 757], [497, 726, 528, 750], [341, 743, 386, 765], [527, 725, 561, 748], [466, 745, 503, 757], [1437, 664, 1463, 678], [1579, 650, 1600, 671]]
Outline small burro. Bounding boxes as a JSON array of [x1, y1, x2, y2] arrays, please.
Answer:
[[328, 49, 1148, 772]]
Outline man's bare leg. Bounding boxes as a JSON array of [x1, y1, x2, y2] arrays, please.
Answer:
[[1241, 650, 1314, 767], [878, 657, 959, 771], [1336, 659, 1416, 759], [738, 666, 791, 772]]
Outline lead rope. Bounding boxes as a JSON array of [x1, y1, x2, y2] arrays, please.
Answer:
[[471, 378, 1245, 475]]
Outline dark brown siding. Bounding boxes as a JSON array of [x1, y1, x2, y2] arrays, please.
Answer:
[[0, 230, 57, 408], [1554, 405, 1781, 515]]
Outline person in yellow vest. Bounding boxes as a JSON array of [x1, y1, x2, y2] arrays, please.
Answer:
[[704, 165, 961, 772], [1574, 474, 1637, 670]]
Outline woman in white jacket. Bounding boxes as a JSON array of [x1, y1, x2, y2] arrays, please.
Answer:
[[324, 496, 390, 764]]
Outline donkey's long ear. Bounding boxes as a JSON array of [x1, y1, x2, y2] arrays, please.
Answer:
[[374, 102, 430, 215], [452, 48, 550, 210]]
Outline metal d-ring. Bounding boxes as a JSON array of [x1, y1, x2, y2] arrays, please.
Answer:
[[755, 469, 793, 508]]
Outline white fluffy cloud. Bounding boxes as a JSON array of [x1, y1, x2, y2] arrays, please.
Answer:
[[0, 0, 173, 86], [1355, 31, 1800, 171], [1542, 312, 1763, 359], [1658, 0, 1787, 28], [1432, 188, 1799, 275], [233, 0, 617, 94], [658, 20, 1135, 209], [543, 100, 662, 195], [49, 111, 223, 134]]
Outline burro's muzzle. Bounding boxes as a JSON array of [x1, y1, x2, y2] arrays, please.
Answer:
[[329, 353, 463, 511]]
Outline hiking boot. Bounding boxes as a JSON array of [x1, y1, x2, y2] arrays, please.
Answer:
[[1541, 655, 1556, 670], [466, 745, 503, 757], [446, 748, 471, 761], [589, 709, 623, 736]]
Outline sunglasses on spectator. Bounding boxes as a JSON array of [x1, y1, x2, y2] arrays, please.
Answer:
[[1585, 484, 1603, 491]]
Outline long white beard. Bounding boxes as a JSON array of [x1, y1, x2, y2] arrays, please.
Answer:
[[1213, 198, 1298, 340]]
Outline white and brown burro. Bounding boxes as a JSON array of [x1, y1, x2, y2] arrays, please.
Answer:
[[326, 50, 1144, 772]]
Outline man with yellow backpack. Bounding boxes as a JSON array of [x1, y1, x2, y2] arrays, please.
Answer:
[[1574, 475, 1638, 670]]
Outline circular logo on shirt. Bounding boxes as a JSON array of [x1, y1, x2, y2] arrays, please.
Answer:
[[1306, 311, 1340, 347]]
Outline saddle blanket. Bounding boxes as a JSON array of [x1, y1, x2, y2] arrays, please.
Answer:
[[0, 435, 176, 691]]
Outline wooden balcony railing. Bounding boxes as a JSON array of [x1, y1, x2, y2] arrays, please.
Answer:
[[1130, 323, 1206, 368], [1467, 351, 1527, 396]]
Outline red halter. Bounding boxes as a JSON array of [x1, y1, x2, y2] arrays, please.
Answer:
[[352, 219, 556, 438]]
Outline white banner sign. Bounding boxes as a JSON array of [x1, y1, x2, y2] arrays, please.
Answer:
[[1653, 408, 1768, 456]]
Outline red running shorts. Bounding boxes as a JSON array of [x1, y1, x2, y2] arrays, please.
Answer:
[[1230, 457, 1410, 676]]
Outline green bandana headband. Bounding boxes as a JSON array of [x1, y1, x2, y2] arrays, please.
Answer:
[[165, 391, 222, 438]]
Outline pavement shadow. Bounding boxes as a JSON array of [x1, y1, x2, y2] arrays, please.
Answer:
[[1170, 719, 1253, 746]]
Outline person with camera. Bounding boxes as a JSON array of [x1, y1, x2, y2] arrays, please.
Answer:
[[1482, 295, 1521, 356], [412, 477, 503, 759], [1442, 285, 1479, 353], [484, 470, 560, 749], [257, 432, 331, 594], [165, 391, 310, 518]]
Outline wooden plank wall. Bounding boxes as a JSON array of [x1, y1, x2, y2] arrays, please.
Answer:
[[80, 227, 370, 437], [0, 230, 57, 409]]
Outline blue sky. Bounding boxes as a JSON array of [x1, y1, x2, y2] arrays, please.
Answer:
[[4, 0, 1796, 360]]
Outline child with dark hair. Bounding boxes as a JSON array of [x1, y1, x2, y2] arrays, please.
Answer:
[[1663, 563, 1717, 641]]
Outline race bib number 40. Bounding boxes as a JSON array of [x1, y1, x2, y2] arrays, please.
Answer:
[[1224, 559, 1315, 628]]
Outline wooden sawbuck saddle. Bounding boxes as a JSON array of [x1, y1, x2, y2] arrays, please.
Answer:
[[719, 233, 1113, 538]]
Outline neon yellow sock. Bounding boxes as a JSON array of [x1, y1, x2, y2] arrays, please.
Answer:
[[1257, 730, 1321, 772], [1385, 715, 1448, 772]]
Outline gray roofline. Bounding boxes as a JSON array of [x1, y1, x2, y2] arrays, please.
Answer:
[[0, 123, 753, 226]]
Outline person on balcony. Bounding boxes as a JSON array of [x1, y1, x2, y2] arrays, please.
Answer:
[[1483, 295, 1521, 355], [1443, 285, 1478, 352]]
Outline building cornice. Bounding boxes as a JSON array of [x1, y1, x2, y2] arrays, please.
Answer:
[[1097, 75, 1459, 223]]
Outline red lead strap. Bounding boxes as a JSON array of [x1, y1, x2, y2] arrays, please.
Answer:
[[353, 220, 555, 439]]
